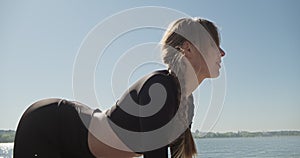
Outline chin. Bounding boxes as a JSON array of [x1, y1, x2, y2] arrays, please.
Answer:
[[209, 71, 220, 78]]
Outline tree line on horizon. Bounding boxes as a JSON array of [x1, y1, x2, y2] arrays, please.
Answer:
[[192, 130, 300, 139], [1, 130, 300, 143], [0, 130, 15, 143]]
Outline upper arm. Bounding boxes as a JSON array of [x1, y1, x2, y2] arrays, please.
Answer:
[[106, 71, 180, 156], [138, 74, 180, 132], [138, 74, 180, 157]]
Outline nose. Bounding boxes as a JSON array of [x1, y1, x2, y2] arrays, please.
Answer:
[[219, 48, 225, 57]]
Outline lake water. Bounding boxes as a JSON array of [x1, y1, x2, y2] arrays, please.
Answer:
[[0, 143, 13, 158], [1, 136, 300, 158], [196, 136, 300, 158]]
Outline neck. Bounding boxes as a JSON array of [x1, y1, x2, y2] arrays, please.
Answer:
[[197, 74, 206, 85], [169, 58, 200, 97], [183, 71, 199, 97]]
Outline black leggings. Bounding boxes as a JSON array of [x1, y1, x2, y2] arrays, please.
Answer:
[[13, 98, 95, 158]]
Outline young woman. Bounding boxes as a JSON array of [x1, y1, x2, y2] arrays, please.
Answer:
[[14, 17, 225, 158]]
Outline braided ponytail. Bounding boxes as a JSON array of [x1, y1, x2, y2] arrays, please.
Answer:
[[162, 29, 197, 158], [161, 17, 221, 158]]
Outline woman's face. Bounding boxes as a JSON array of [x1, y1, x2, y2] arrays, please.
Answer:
[[182, 41, 225, 82]]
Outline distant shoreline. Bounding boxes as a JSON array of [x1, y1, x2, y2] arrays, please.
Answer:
[[1, 130, 300, 143], [0, 130, 15, 143], [192, 130, 300, 139]]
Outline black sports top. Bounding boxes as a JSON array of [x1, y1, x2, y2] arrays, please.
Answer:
[[105, 69, 181, 157], [13, 69, 182, 158]]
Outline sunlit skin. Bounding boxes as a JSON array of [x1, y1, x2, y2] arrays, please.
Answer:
[[88, 132, 142, 158], [180, 41, 225, 84]]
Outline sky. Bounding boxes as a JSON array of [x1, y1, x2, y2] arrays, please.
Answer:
[[1, 0, 299, 133]]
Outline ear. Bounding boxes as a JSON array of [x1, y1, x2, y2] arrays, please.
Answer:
[[181, 41, 190, 50], [181, 41, 192, 58]]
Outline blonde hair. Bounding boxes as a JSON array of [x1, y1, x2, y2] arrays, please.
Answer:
[[161, 18, 220, 158]]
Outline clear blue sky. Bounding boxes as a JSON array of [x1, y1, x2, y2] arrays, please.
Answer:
[[1, 0, 299, 132]]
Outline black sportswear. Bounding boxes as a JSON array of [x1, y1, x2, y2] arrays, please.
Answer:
[[14, 69, 181, 158]]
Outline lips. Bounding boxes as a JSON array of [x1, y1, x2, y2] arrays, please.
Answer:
[[216, 61, 221, 68]]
